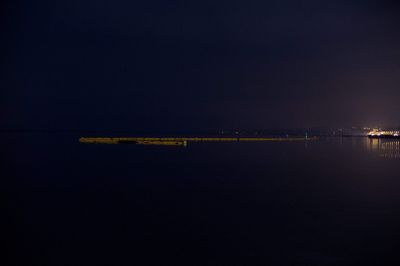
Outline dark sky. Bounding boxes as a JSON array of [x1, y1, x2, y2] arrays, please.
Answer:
[[1, 0, 400, 131]]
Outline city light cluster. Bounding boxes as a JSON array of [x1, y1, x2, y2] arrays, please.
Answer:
[[368, 129, 400, 137]]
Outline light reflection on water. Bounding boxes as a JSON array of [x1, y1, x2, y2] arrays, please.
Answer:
[[365, 138, 400, 159]]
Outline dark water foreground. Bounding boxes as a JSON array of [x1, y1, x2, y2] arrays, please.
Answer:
[[2, 133, 400, 265]]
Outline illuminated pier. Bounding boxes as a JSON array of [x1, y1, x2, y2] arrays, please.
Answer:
[[367, 129, 400, 138], [79, 137, 316, 146]]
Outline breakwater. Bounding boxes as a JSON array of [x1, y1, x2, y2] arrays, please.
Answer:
[[79, 137, 316, 146]]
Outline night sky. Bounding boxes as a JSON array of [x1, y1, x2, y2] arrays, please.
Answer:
[[2, 0, 400, 132]]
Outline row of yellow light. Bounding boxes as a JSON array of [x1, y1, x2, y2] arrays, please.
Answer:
[[368, 129, 400, 137]]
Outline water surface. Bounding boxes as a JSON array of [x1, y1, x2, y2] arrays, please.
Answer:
[[3, 133, 400, 265]]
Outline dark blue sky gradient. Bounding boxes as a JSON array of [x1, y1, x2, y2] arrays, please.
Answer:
[[2, 0, 400, 131]]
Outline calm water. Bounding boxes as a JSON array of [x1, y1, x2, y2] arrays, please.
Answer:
[[3, 133, 400, 265]]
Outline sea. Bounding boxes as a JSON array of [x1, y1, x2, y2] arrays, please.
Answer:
[[2, 132, 400, 265]]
